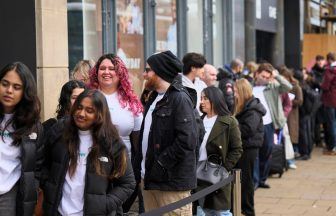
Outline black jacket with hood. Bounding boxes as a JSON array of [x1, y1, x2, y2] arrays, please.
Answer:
[[235, 97, 266, 149], [41, 120, 135, 216]]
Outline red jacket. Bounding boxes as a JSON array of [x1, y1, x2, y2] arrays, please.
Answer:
[[321, 62, 336, 108]]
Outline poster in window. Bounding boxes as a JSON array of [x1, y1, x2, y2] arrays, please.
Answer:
[[117, 0, 144, 95]]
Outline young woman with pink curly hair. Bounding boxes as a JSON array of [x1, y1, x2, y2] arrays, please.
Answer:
[[88, 54, 143, 214], [89, 54, 143, 158]]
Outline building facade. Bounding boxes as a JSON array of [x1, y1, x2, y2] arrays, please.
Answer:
[[0, 0, 299, 120]]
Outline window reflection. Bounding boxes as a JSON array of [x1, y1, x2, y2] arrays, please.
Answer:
[[67, 0, 102, 70], [187, 0, 203, 53], [156, 0, 177, 55], [213, 0, 223, 67], [116, 0, 144, 96]]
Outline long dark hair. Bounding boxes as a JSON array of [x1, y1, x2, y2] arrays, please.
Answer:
[[64, 89, 127, 179], [201, 86, 231, 116], [0, 62, 40, 146], [56, 80, 87, 119]]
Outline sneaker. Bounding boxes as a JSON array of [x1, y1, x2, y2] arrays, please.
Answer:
[[296, 155, 310, 160], [288, 163, 297, 169], [258, 182, 271, 189]]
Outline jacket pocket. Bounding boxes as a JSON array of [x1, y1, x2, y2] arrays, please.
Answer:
[[147, 160, 169, 182]]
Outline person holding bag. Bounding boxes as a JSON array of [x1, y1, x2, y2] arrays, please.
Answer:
[[197, 86, 242, 216]]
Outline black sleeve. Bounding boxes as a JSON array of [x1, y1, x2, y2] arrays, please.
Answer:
[[239, 112, 262, 140], [224, 117, 243, 171], [106, 144, 136, 212], [34, 123, 44, 186], [40, 120, 64, 189]]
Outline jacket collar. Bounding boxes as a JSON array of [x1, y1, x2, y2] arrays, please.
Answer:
[[144, 75, 185, 114], [207, 115, 231, 144]]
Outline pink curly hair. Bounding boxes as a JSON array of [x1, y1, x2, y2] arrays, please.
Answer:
[[88, 54, 143, 115]]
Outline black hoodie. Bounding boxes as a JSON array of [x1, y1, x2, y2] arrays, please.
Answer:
[[235, 97, 266, 149]]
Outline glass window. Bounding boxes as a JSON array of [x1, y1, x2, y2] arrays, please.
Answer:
[[155, 0, 177, 55], [67, 0, 103, 71], [187, 0, 203, 53], [213, 0, 223, 67], [116, 0, 144, 96]]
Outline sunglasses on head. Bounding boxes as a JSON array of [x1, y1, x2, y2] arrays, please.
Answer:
[[144, 67, 152, 73]]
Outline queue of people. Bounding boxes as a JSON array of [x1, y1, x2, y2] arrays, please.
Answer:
[[0, 50, 332, 216]]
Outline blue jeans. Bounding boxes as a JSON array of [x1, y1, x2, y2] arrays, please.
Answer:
[[197, 206, 232, 216], [259, 123, 274, 184]]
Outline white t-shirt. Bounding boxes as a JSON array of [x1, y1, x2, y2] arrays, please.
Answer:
[[104, 92, 143, 157], [58, 130, 93, 216], [198, 115, 217, 161], [141, 93, 165, 179], [0, 113, 21, 195], [252, 86, 272, 125], [182, 75, 207, 114]]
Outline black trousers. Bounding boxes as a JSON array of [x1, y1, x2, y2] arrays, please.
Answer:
[[236, 148, 258, 216]]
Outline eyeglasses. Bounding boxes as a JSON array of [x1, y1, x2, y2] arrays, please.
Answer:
[[144, 67, 152, 73]]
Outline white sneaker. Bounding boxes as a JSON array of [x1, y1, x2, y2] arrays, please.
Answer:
[[289, 163, 297, 169]]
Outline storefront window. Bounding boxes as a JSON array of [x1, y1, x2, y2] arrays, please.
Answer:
[[155, 0, 177, 55], [68, 0, 103, 71], [187, 0, 203, 53], [213, 0, 223, 67], [116, 0, 144, 96]]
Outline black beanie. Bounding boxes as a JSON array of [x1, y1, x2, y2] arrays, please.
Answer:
[[147, 50, 183, 83]]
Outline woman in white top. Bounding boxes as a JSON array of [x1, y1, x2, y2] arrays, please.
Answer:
[[197, 86, 242, 216], [41, 89, 135, 216], [0, 62, 42, 216], [88, 54, 143, 213], [89, 54, 143, 159]]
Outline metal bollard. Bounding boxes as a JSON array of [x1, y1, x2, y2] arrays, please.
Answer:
[[232, 169, 242, 216]]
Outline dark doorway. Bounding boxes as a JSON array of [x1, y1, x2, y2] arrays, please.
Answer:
[[256, 30, 275, 64], [0, 0, 36, 77]]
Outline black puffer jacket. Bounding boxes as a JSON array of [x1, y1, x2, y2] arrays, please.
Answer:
[[235, 97, 266, 149], [41, 120, 135, 216], [135, 75, 198, 191], [16, 123, 43, 216]]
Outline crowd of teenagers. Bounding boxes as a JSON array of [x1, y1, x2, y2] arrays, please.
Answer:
[[0, 50, 334, 216]]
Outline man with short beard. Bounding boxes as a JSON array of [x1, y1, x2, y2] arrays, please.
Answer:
[[135, 50, 198, 216], [202, 64, 218, 87], [252, 63, 292, 189]]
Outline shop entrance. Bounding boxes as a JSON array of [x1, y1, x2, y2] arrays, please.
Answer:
[[256, 30, 275, 64]]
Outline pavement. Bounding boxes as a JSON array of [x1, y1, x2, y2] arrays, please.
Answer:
[[255, 147, 336, 216]]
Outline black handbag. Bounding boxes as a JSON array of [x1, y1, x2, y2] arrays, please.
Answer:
[[196, 154, 229, 185]]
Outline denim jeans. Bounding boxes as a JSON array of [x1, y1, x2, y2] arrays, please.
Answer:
[[197, 206, 232, 216], [0, 184, 18, 216], [259, 123, 274, 184]]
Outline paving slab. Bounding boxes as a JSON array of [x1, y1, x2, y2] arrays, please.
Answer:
[[255, 147, 336, 215]]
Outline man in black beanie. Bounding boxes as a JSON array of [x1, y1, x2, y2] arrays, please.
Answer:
[[135, 50, 198, 215]]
